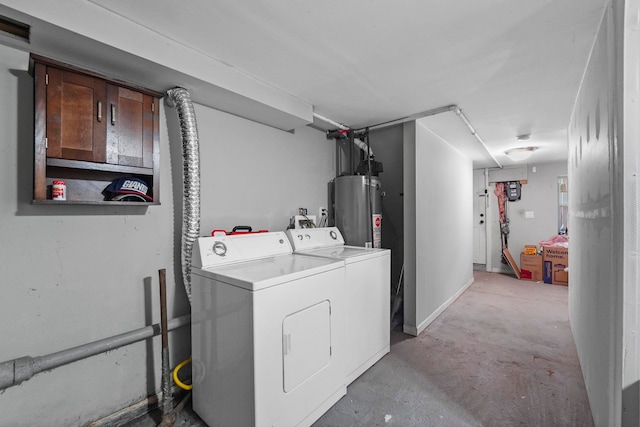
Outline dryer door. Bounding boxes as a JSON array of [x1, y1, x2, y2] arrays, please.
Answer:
[[282, 300, 332, 392]]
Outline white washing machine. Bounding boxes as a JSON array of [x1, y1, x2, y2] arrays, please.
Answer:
[[285, 227, 390, 384], [190, 231, 346, 427]]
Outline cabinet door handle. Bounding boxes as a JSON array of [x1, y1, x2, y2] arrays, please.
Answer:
[[97, 101, 102, 122], [111, 104, 116, 125]]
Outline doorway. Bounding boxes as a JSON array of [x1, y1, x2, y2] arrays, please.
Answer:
[[473, 169, 488, 267]]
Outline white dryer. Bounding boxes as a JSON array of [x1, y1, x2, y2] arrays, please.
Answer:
[[285, 227, 390, 384], [190, 231, 346, 427]]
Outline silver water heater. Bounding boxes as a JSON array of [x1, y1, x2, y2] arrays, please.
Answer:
[[333, 175, 383, 248]]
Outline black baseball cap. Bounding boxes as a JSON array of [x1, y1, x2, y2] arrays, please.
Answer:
[[103, 177, 153, 202]]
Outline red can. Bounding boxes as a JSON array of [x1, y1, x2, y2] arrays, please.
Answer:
[[52, 180, 66, 200]]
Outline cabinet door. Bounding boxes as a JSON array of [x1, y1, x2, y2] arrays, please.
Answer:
[[106, 85, 156, 168], [45, 66, 107, 163]]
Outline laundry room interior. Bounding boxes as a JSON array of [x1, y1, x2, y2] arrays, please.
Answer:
[[0, 1, 638, 427]]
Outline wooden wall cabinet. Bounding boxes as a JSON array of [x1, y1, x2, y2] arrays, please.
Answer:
[[30, 54, 163, 205]]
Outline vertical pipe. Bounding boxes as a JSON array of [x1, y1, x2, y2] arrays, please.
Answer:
[[336, 138, 342, 178], [159, 269, 173, 418], [349, 130, 355, 174], [366, 130, 374, 247]]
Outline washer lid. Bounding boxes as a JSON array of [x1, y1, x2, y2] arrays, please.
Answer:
[[295, 245, 389, 263], [192, 253, 344, 291]]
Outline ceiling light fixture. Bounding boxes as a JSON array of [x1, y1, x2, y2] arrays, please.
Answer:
[[504, 146, 537, 161]]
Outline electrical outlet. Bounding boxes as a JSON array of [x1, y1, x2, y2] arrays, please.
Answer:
[[319, 207, 326, 218]]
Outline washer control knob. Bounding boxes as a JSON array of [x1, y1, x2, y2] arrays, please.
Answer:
[[329, 230, 337, 240], [305, 234, 311, 240], [212, 241, 227, 257], [298, 235, 304, 240]]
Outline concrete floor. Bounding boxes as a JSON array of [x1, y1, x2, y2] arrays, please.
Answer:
[[123, 271, 593, 427]]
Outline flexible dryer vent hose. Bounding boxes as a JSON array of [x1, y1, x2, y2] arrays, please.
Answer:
[[166, 87, 201, 304]]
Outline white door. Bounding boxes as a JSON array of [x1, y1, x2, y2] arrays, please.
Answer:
[[473, 169, 487, 264]]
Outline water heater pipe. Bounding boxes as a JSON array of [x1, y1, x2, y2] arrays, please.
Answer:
[[313, 112, 374, 158], [166, 87, 201, 304], [353, 137, 374, 158]]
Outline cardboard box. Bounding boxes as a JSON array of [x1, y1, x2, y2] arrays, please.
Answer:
[[520, 253, 543, 281], [503, 248, 520, 279], [542, 246, 568, 286], [524, 245, 537, 255]]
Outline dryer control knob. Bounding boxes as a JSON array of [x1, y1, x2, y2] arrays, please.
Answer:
[[329, 230, 337, 240], [212, 241, 227, 256]]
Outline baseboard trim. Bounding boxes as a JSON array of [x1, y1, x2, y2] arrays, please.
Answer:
[[403, 276, 475, 337]]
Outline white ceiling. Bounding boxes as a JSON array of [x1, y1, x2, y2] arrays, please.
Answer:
[[7, 0, 609, 168]]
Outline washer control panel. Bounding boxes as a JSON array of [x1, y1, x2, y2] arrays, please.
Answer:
[[285, 227, 345, 251]]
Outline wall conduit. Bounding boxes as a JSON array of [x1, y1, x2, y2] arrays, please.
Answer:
[[449, 106, 503, 169], [0, 314, 191, 390]]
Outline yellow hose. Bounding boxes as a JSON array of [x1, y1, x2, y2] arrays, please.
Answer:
[[172, 356, 193, 390]]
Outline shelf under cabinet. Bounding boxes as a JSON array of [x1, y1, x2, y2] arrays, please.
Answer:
[[46, 158, 154, 176], [32, 199, 158, 206], [33, 164, 158, 205]]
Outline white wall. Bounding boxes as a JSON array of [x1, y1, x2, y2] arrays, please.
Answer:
[[192, 104, 335, 233], [620, 0, 640, 424], [403, 120, 474, 336], [0, 43, 334, 426], [485, 161, 568, 273], [568, 4, 618, 424], [567, 1, 635, 425]]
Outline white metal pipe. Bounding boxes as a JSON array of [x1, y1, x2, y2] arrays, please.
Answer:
[[353, 105, 455, 133], [0, 314, 191, 390], [450, 106, 502, 168], [350, 104, 502, 169], [316, 105, 502, 168], [313, 112, 349, 131]]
